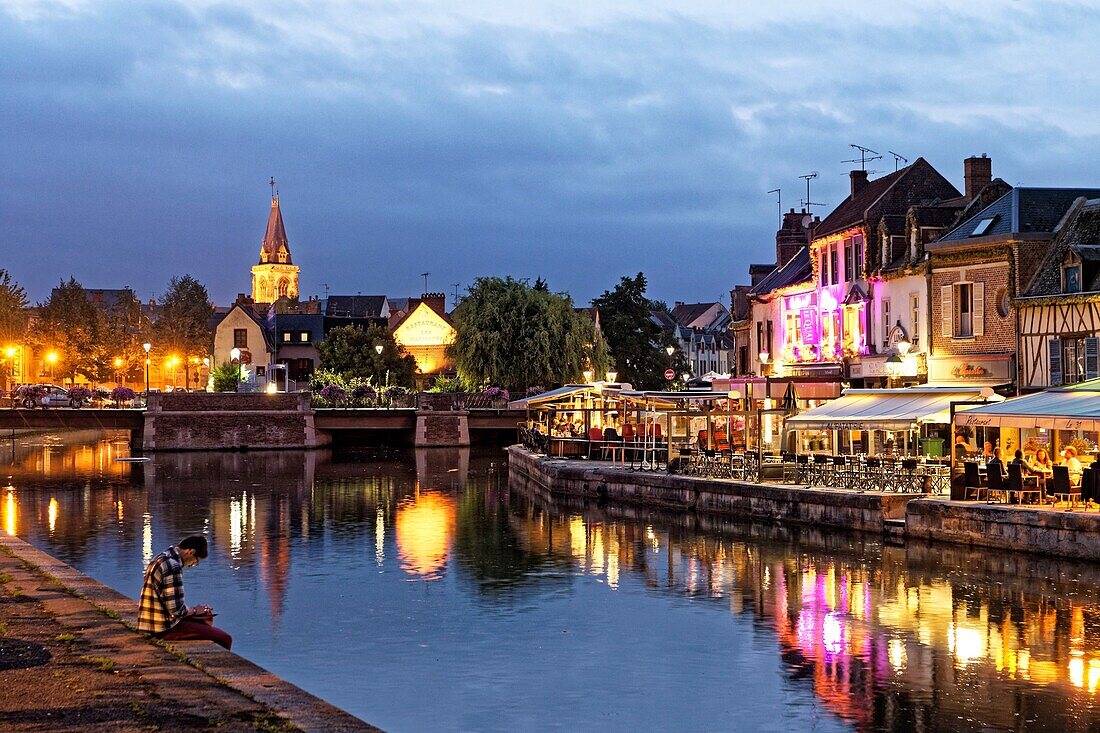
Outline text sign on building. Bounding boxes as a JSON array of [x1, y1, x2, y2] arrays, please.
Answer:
[[799, 308, 819, 345]]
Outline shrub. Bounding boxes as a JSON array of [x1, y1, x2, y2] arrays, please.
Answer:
[[110, 386, 137, 406], [427, 376, 463, 393], [350, 384, 377, 405], [320, 384, 346, 404]]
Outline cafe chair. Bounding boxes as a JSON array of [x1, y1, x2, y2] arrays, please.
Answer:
[[1051, 465, 1082, 510], [985, 465, 1008, 504], [586, 427, 604, 460], [1007, 463, 1042, 505], [962, 461, 985, 501]]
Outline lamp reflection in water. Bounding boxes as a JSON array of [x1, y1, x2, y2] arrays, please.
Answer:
[[375, 506, 385, 566], [142, 512, 153, 566], [5, 491, 15, 536], [47, 497, 58, 534], [395, 486, 456, 580]]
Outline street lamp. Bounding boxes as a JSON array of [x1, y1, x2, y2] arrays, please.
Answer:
[[583, 369, 593, 384], [605, 370, 617, 383], [202, 357, 210, 392], [142, 343, 151, 400], [113, 357, 123, 386], [46, 351, 58, 381], [230, 347, 241, 393], [886, 352, 904, 389], [3, 345, 16, 397]]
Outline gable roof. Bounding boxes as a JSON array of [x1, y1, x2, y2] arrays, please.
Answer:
[[1025, 198, 1100, 296], [936, 188, 1100, 243], [259, 196, 292, 265], [670, 302, 728, 329], [218, 302, 275, 352], [813, 158, 961, 241], [323, 295, 388, 319], [390, 299, 455, 333], [749, 246, 812, 296]]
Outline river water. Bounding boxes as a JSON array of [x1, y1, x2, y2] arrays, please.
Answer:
[[3, 430, 1100, 731]]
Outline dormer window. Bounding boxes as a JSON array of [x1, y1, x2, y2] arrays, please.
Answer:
[[278, 246, 288, 264], [1063, 251, 1083, 294]]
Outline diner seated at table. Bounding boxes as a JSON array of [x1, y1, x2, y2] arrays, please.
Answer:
[[986, 448, 1006, 477], [954, 435, 973, 459], [982, 441, 995, 459], [1062, 446, 1084, 485], [1028, 448, 1054, 476]]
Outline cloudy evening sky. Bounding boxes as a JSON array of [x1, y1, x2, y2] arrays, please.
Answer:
[[4, 0, 1100, 306]]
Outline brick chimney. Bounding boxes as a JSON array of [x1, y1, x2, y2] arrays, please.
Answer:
[[850, 169, 869, 199], [775, 208, 812, 268], [420, 292, 446, 314], [964, 154, 992, 201]]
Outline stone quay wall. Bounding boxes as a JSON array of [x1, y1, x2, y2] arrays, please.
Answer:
[[143, 392, 326, 451], [507, 446, 914, 532], [906, 499, 1100, 560]]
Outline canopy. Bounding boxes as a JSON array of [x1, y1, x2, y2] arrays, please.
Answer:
[[954, 382, 1100, 430], [786, 387, 998, 432], [507, 385, 592, 410], [617, 390, 732, 408]]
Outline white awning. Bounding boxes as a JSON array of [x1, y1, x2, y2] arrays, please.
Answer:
[[508, 385, 592, 410], [953, 386, 1100, 430], [786, 388, 998, 432]]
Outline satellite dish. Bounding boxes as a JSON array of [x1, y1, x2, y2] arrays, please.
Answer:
[[801, 215, 813, 228]]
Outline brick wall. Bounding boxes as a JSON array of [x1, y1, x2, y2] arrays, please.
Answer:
[[151, 414, 308, 450], [155, 393, 303, 412], [930, 262, 1014, 356]]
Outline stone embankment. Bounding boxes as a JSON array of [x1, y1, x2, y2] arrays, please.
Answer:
[[509, 446, 1100, 561], [143, 392, 326, 451], [0, 535, 377, 733]]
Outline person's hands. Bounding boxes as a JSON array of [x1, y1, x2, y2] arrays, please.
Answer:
[[191, 604, 213, 615]]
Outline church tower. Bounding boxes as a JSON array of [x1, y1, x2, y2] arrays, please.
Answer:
[[251, 183, 300, 304]]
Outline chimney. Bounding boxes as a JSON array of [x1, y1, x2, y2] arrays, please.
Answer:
[[964, 154, 992, 201], [421, 292, 446, 314], [775, 208, 812, 268], [850, 169, 869, 199]]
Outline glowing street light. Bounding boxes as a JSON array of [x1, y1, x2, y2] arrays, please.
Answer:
[[605, 370, 617, 383], [142, 342, 152, 400], [230, 347, 242, 393]]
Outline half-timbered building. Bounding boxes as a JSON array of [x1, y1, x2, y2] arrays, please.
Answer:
[[1017, 197, 1100, 389]]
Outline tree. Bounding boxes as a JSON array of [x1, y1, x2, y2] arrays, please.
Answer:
[[592, 273, 678, 389], [0, 270, 28, 347], [449, 276, 609, 392], [317, 324, 418, 387], [156, 275, 214, 387], [211, 361, 244, 392], [30, 278, 102, 383]]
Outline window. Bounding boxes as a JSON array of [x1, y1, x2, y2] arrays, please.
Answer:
[[957, 283, 973, 337], [281, 331, 292, 343], [844, 240, 853, 282], [277, 278, 290, 298], [971, 217, 997, 237], [829, 246, 839, 285], [909, 293, 920, 345], [1064, 261, 1083, 293], [854, 235, 864, 279], [234, 329, 248, 348], [881, 299, 891, 345], [996, 287, 1010, 318], [820, 250, 828, 286], [1053, 337, 1099, 385], [299, 331, 311, 343], [941, 282, 984, 339]]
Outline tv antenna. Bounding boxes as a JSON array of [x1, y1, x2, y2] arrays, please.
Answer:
[[767, 188, 781, 223], [842, 144, 882, 171], [321, 283, 330, 297], [420, 272, 430, 293], [799, 172, 823, 212], [451, 283, 461, 304], [888, 150, 909, 172]]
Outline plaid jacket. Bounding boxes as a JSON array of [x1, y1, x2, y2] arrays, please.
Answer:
[[137, 546, 188, 634]]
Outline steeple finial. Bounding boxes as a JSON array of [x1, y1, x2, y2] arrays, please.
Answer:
[[269, 176, 278, 202]]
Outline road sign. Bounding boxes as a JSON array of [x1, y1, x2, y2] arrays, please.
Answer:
[[664, 369, 676, 380]]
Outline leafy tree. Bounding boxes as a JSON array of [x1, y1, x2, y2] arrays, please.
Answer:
[[156, 275, 213, 360], [449, 276, 609, 392], [0, 270, 28, 346], [317, 324, 417, 387], [30, 278, 102, 383], [211, 361, 244, 392], [592, 273, 679, 389]]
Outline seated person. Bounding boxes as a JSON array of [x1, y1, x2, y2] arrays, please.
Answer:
[[1030, 447, 1054, 474], [986, 448, 1006, 477], [954, 435, 972, 459], [982, 441, 995, 459], [138, 536, 232, 650], [1063, 446, 1084, 485]]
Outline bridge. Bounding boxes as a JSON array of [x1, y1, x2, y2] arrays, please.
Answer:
[[0, 402, 524, 450]]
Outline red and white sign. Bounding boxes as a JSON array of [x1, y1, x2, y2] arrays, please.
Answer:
[[664, 369, 676, 380]]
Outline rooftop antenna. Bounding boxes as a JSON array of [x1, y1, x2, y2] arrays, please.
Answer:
[[887, 150, 909, 172], [799, 172, 823, 212], [269, 176, 278, 200], [767, 188, 781, 224], [420, 272, 430, 293], [451, 283, 461, 303], [842, 144, 882, 171], [321, 283, 330, 298]]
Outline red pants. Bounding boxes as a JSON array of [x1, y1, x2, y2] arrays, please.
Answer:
[[157, 618, 233, 650]]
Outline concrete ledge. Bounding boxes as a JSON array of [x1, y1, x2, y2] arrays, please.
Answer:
[[906, 498, 1100, 559], [0, 534, 378, 732], [507, 446, 916, 532]]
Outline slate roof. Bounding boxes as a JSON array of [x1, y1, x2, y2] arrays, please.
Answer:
[[670, 302, 729, 330], [259, 197, 292, 265], [1025, 199, 1100, 296], [748, 246, 812, 296], [323, 295, 388, 319], [937, 188, 1100, 243]]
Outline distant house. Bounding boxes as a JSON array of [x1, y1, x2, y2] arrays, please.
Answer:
[[390, 293, 455, 377], [211, 300, 276, 386]]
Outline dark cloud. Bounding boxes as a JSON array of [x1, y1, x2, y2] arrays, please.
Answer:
[[2, 1, 1100, 305]]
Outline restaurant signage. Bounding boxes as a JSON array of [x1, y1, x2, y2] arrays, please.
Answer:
[[799, 308, 819, 345], [952, 363, 989, 378]]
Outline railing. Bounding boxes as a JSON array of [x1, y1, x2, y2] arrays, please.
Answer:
[[308, 392, 512, 410]]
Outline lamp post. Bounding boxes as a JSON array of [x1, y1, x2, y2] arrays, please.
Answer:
[[758, 350, 771, 462], [230, 347, 241, 393], [142, 343, 151, 402], [202, 357, 210, 392]]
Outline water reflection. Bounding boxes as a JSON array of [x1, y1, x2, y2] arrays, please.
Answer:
[[3, 431, 1100, 730]]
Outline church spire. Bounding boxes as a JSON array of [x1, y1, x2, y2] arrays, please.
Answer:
[[259, 178, 291, 265]]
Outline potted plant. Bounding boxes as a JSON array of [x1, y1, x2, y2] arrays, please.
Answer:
[[110, 386, 137, 408], [68, 385, 93, 408]]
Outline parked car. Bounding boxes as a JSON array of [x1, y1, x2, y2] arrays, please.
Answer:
[[20, 384, 90, 409]]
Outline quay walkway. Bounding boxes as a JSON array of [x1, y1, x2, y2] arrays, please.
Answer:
[[0, 535, 377, 733], [508, 446, 1100, 561]]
